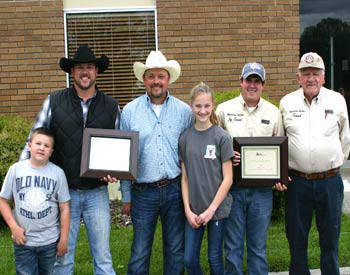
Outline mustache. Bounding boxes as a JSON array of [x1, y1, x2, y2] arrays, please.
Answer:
[[151, 83, 162, 88]]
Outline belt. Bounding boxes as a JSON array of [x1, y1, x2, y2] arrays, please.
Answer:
[[135, 175, 181, 188], [289, 168, 340, 180]]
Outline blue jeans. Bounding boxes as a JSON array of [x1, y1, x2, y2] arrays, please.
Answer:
[[14, 241, 57, 275], [224, 187, 273, 275], [128, 179, 184, 275], [285, 173, 344, 275], [53, 186, 116, 275], [184, 219, 226, 275]]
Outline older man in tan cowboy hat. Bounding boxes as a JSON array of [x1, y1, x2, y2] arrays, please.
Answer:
[[20, 44, 119, 275], [120, 50, 192, 275]]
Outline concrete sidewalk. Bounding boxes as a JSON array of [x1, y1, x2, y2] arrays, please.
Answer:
[[269, 266, 350, 275]]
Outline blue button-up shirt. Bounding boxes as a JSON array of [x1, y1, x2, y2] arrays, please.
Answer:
[[120, 92, 192, 202]]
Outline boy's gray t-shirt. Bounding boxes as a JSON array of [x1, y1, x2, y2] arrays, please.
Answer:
[[179, 125, 234, 220], [0, 160, 70, 247]]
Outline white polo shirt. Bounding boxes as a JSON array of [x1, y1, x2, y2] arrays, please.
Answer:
[[280, 87, 350, 173], [216, 94, 284, 138]]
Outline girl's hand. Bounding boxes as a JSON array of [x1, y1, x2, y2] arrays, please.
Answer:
[[196, 208, 215, 226], [185, 209, 201, 228]]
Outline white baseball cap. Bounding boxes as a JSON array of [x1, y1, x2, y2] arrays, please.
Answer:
[[298, 52, 325, 70]]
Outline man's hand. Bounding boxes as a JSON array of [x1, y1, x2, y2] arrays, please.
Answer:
[[273, 182, 288, 191], [101, 174, 117, 183], [122, 202, 131, 216], [273, 177, 291, 191], [233, 151, 241, 166]]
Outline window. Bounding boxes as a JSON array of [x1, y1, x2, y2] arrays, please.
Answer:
[[65, 10, 156, 107]]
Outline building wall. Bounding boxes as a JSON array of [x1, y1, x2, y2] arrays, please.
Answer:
[[0, 0, 300, 120], [157, 0, 300, 103], [0, 0, 65, 119]]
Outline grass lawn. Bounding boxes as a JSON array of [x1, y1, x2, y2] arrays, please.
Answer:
[[0, 215, 349, 274]]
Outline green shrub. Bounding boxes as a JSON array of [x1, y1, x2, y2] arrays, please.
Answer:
[[214, 90, 241, 106], [0, 115, 31, 226], [214, 90, 284, 220], [214, 89, 279, 107], [0, 115, 32, 185]]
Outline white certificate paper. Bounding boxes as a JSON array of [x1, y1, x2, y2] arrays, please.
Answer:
[[88, 137, 130, 172], [241, 146, 280, 179]]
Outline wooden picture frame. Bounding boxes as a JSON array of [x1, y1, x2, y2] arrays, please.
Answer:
[[233, 136, 288, 186], [80, 128, 139, 180]]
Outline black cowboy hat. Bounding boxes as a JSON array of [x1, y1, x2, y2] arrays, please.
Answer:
[[59, 45, 109, 74]]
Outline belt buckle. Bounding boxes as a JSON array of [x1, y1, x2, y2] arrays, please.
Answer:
[[154, 179, 169, 187]]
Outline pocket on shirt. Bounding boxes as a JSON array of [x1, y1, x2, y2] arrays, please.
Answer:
[[259, 123, 274, 136], [323, 116, 339, 136]]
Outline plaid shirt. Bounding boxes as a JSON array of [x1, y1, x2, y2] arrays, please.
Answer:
[[20, 92, 120, 160]]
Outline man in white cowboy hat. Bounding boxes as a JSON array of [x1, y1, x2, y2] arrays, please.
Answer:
[[120, 50, 192, 275], [216, 62, 284, 275], [20, 44, 119, 275], [280, 52, 350, 275]]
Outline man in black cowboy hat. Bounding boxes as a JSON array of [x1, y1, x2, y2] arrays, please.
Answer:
[[20, 45, 119, 275]]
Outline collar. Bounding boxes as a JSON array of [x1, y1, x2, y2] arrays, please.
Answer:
[[145, 90, 171, 105], [300, 87, 323, 105], [238, 94, 261, 111], [71, 85, 98, 103]]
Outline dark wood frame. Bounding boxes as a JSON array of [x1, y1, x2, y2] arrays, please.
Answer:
[[233, 136, 288, 186], [80, 128, 139, 180]]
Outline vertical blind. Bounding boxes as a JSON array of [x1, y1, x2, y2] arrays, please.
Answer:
[[66, 11, 156, 107]]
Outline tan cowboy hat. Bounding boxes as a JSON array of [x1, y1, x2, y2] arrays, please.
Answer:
[[133, 50, 181, 84]]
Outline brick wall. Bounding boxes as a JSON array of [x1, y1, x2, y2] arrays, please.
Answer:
[[0, 0, 300, 119], [157, 0, 300, 103], [0, 0, 65, 120]]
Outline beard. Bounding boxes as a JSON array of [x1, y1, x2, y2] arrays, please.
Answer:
[[74, 77, 96, 91]]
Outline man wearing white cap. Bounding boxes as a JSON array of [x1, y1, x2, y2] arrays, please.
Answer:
[[120, 50, 192, 275], [216, 62, 284, 275], [280, 52, 350, 275]]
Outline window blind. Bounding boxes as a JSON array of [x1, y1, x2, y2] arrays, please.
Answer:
[[66, 11, 156, 107]]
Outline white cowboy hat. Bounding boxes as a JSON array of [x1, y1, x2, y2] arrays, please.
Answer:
[[133, 50, 181, 84]]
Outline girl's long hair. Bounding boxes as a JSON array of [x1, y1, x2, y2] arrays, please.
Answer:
[[190, 82, 219, 125]]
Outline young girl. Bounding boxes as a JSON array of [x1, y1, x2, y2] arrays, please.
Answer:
[[179, 82, 234, 275]]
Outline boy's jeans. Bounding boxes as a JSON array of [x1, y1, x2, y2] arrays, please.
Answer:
[[14, 241, 57, 275]]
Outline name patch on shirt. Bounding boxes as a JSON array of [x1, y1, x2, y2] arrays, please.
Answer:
[[226, 113, 243, 122], [325, 109, 333, 114], [261, 119, 270, 125], [289, 109, 305, 118]]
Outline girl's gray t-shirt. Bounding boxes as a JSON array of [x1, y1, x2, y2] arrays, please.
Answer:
[[179, 124, 234, 220]]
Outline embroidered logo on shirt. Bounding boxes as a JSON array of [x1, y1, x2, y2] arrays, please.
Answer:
[[261, 119, 270, 125], [324, 109, 334, 119], [204, 145, 216, 160]]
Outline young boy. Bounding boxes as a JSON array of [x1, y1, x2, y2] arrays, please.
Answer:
[[0, 127, 70, 275]]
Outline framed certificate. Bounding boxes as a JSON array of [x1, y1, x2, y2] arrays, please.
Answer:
[[80, 128, 139, 180], [233, 137, 288, 186]]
